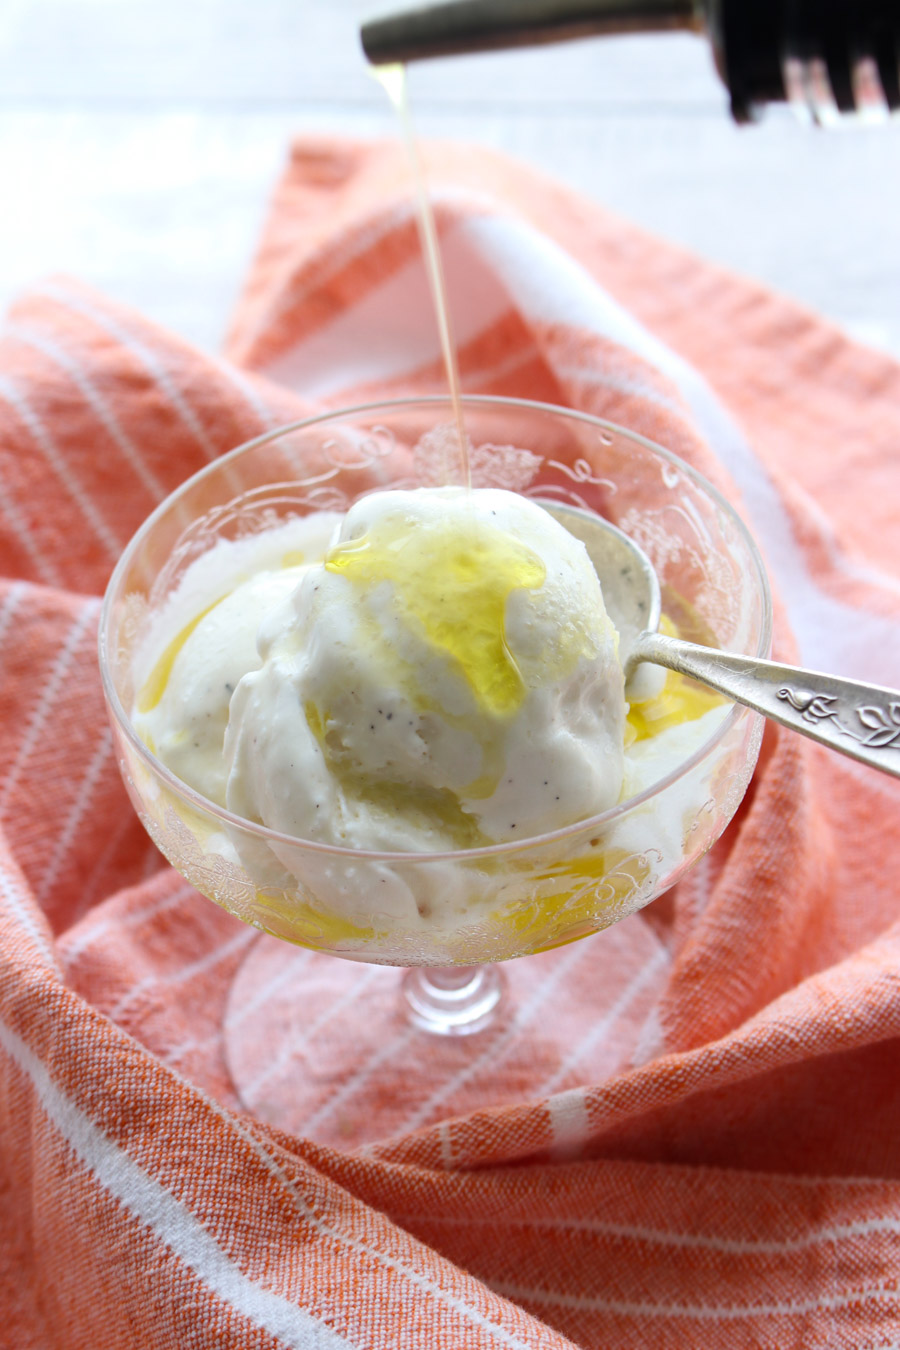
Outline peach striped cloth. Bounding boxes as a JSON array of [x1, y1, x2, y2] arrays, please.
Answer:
[[1, 136, 900, 1348]]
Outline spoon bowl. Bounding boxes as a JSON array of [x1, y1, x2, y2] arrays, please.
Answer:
[[546, 500, 900, 780], [542, 501, 664, 703]]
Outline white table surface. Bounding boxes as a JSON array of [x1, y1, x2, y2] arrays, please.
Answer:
[[1, 0, 898, 359]]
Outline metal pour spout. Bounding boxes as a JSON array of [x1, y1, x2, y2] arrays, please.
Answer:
[[360, 0, 704, 66], [360, 0, 900, 125]]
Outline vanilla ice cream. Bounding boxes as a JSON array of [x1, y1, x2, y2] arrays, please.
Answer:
[[224, 487, 625, 854], [130, 485, 734, 953], [134, 512, 341, 807]]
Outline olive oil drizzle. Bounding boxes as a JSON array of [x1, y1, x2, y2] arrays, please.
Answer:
[[136, 598, 224, 714], [325, 510, 545, 717], [374, 63, 470, 487]]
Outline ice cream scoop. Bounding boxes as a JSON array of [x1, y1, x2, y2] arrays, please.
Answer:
[[547, 501, 900, 778], [224, 487, 628, 853]]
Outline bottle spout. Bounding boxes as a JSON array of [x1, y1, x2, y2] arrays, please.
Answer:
[[360, 0, 703, 66]]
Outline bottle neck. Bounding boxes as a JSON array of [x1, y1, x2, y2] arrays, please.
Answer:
[[361, 0, 900, 124], [707, 0, 900, 123], [362, 0, 704, 67]]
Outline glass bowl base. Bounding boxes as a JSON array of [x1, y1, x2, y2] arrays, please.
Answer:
[[224, 936, 512, 1145], [223, 921, 668, 1151], [402, 965, 505, 1036]]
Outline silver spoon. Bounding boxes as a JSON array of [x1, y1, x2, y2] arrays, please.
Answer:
[[544, 500, 900, 780]]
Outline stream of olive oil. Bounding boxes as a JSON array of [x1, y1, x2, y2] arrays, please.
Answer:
[[374, 63, 470, 488]]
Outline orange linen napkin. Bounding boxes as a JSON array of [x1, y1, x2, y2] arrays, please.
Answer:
[[1, 137, 900, 1349]]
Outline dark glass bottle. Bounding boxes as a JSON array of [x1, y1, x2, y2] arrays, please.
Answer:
[[361, 0, 900, 123]]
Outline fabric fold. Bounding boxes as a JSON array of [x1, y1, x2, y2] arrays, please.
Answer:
[[0, 136, 899, 1348]]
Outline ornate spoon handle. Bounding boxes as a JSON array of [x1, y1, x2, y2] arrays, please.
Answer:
[[630, 632, 900, 779]]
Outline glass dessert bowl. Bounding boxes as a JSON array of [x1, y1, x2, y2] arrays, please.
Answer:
[[99, 396, 771, 1044]]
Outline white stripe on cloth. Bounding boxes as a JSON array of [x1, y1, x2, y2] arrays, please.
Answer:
[[0, 373, 121, 561], [105, 927, 254, 1024], [546, 1089, 591, 1161], [0, 862, 60, 973], [210, 358, 286, 432], [462, 213, 900, 687], [35, 282, 220, 463], [0, 582, 28, 663], [250, 201, 419, 360], [554, 361, 687, 418], [488, 1276, 900, 1320], [0, 1012, 555, 1350], [261, 208, 510, 397], [208, 1090, 550, 1350], [256, 200, 900, 684], [0, 600, 100, 821], [437, 1121, 456, 1171], [5, 324, 168, 503], [72, 811, 161, 919], [0, 1015, 355, 1350], [0, 469, 61, 585], [541, 944, 670, 1099], [36, 725, 114, 907], [396, 938, 596, 1138], [300, 1025, 418, 1138], [241, 962, 384, 1105], [61, 880, 200, 969], [397, 1205, 900, 1257], [224, 945, 315, 1034]]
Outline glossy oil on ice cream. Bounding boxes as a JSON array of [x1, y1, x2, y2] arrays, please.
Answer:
[[224, 487, 626, 854], [131, 480, 731, 949]]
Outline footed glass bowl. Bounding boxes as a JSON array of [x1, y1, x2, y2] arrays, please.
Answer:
[[100, 396, 770, 1036]]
